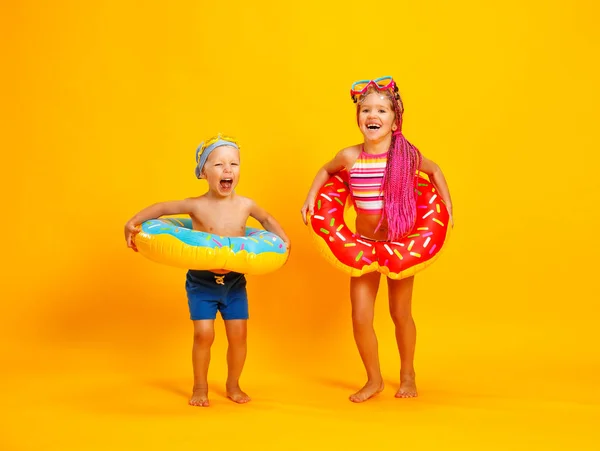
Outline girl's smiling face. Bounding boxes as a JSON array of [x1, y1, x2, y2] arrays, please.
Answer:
[[357, 91, 397, 142]]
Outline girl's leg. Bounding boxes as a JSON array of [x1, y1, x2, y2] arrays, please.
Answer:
[[349, 271, 385, 403], [387, 276, 418, 398], [224, 319, 251, 403], [190, 319, 215, 406]]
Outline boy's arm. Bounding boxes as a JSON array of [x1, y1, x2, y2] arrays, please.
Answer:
[[124, 199, 194, 251], [249, 201, 291, 249], [420, 157, 453, 225]]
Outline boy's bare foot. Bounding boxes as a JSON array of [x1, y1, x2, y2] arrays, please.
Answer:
[[395, 374, 418, 398], [226, 385, 251, 404], [189, 387, 210, 407], [349, 380, 384, 403]]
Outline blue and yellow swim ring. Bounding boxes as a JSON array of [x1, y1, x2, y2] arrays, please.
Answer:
[[134, 217, 289, 275]]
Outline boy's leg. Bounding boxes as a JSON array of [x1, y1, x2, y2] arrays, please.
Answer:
[[223, 319, 250, 404], [387, 276, 418, 398], [349, 271, 385, 403], [190, 319, 215, 407]]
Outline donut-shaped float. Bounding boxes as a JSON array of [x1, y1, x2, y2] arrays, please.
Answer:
[[308, 170, 450, 280], [135, 217, 289, 275]]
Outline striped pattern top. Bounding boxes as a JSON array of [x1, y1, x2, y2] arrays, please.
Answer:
[[349, 150, 388, 215]]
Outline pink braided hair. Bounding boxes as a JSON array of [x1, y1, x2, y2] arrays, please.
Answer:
[[356, 86, 422, 241]]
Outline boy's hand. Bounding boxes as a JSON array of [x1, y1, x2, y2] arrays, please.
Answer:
[[124, 222, 140, 252], [300, 197, 315, 225]]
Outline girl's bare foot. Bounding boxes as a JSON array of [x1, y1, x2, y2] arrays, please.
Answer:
[[395, 374, 418, 398], [189, 387, 210, 407], [226, 384, 251, 404], [349, 380, 384, 403]]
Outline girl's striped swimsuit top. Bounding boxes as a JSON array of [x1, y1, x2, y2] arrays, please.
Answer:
[[349, 149, 388, 215]]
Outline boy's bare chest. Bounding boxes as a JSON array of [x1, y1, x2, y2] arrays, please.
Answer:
[[194, 203, 249, 236]]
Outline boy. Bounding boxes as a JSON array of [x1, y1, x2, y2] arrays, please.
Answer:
[[124, 135, 290, 407]]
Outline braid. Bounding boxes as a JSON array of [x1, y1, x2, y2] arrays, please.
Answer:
[[356, 85, 422, 241], [379, 130, 422, 241], [376, 87, 421, 241]]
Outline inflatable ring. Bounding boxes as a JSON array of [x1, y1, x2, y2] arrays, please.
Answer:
[[135, 217, 289, 275], [308, 170, 450, 280]]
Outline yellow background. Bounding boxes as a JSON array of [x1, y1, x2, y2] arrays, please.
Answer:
[[2, 0, 599, 449]]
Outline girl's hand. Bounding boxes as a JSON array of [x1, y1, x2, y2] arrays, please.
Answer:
[[124, 222, 140, 252], [300, 197, 315, 225]]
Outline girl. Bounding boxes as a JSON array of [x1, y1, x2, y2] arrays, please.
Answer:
[[301, 77, 453, 402]]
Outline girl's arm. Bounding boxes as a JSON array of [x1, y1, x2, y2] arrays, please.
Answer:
[[300, 147, 357, 224], [420, 157, 453, 225]]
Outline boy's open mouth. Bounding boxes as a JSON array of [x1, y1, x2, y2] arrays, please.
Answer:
[[220, 178, 233, 189]]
